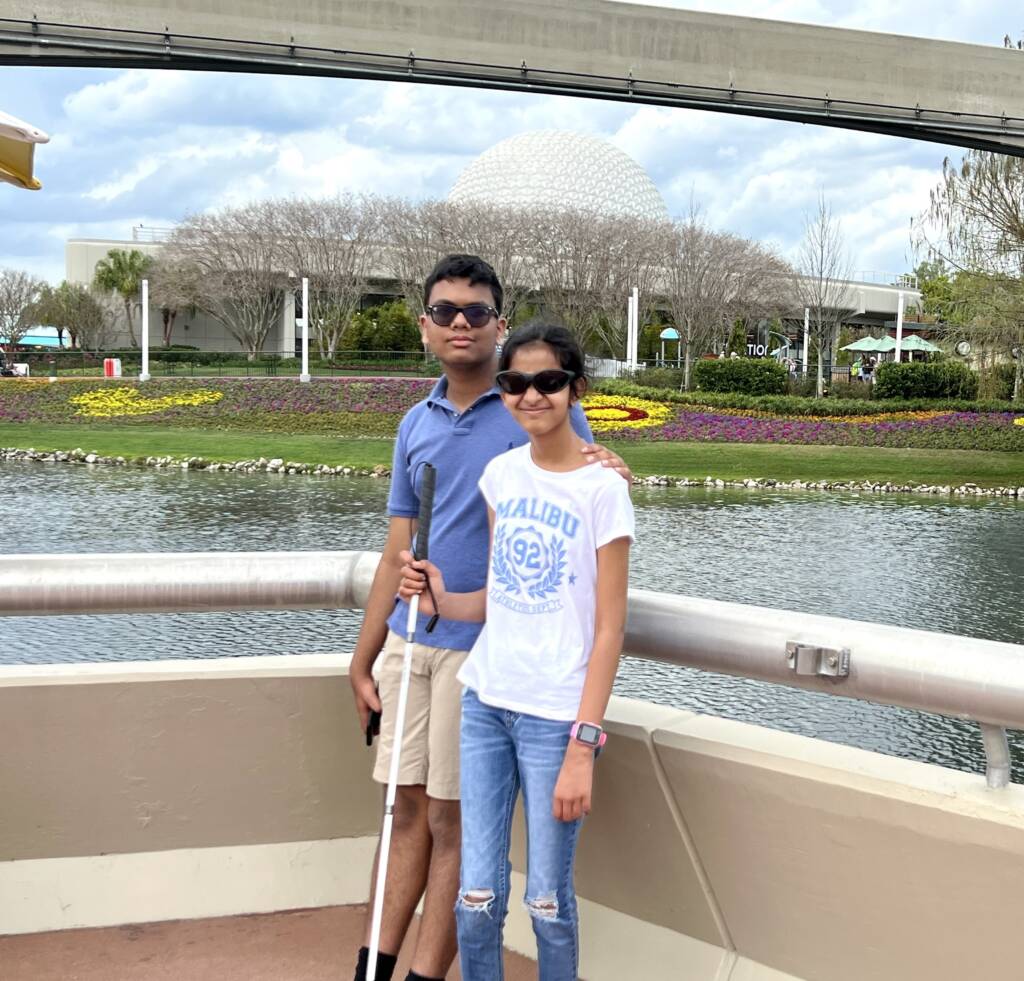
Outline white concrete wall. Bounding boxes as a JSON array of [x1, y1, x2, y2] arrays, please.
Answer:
[[3, 654, 1024, 980]]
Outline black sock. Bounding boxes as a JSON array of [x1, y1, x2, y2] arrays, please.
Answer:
[[353, 946, 398, 981], [405, 973, 444, 981]]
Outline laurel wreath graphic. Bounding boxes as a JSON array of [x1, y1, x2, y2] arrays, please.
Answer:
[[526, 535, 566, 600], [491, 524, 521, 595]]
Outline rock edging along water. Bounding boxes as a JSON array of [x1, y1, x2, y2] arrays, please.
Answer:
[[4, 446, 1024, 499]]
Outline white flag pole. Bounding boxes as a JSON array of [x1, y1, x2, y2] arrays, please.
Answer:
[[299, 277, 311, 383], [139, 279, 151, 381], [894, 290, 905, 364], [626, 290, 634, 374], [802, 307, 810, 378]]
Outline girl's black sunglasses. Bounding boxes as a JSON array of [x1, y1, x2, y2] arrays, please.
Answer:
[[424, 302, 498, 328], [495, 369, 576, 396]]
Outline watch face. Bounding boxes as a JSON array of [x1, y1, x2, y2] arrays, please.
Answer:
[[576, 723, 602, 745]]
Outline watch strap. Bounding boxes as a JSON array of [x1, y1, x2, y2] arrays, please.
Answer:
[[571, 721, 607, 748]]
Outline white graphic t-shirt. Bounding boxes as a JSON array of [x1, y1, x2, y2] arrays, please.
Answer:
[[457, 443, 635, 721]]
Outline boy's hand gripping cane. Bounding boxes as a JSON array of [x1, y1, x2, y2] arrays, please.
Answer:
[[367, 463, 436, 981]]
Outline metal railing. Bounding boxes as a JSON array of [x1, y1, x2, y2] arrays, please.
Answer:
[[4, 349, 439, 379], [3, 550, 1022, 788]]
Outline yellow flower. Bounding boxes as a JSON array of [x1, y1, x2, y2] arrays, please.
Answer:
[[1014, 417, 1024, 427], [582, 394, 673, 432], [70, 387, 223, 418]]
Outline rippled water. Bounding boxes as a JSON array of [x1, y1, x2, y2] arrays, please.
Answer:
[[3, 460, 1023, 780]]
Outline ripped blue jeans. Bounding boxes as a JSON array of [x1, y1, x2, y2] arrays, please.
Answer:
[[457, 688, 582, 981]]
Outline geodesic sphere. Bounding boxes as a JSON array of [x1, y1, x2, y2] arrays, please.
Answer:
[[448, 130, 669, 221]]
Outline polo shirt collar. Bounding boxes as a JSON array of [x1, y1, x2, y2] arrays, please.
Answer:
[[426, 374, 502, 412]]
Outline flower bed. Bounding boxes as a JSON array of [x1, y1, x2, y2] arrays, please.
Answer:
[[603, 408, 1024, 452], [0, 378, 433, 436], [1, 377, 1022, 451], [582, 394, 673, 433]]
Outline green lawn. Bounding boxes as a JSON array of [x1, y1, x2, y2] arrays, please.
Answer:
[[2, 423, 1023, 487]]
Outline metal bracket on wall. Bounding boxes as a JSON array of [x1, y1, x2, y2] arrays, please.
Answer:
[[786, 642, 850, 679]]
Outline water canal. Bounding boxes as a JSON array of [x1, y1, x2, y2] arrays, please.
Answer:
[[4, 460, 1023, 780]]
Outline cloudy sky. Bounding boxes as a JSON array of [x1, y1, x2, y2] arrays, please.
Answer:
[[1, 0, 1019, 283]]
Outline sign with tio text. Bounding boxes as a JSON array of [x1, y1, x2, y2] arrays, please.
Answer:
[[746, 344, 769, 356]]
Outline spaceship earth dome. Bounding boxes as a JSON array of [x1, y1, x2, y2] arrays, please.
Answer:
[[448, 130, 669, 222]]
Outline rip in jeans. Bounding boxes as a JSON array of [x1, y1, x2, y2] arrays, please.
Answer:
[[525, 893, 558, 920], [458, 889, 496, 917]]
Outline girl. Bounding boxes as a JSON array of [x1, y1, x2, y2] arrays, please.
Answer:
[[399, 323, 633, 981]]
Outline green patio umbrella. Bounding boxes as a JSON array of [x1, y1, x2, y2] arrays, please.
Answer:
[[900, 335, 941, 352], [841, 335, 896, 353]]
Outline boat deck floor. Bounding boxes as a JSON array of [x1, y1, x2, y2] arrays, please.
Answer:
[[1, 904, 536, 980]]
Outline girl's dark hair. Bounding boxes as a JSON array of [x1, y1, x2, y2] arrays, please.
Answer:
[[498, 323, 587, 394]]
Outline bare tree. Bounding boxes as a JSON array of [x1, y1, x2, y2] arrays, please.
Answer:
[[796, 195, 855, 397], [0, 267, 45, 346], [375, 197, 451, 321], [377, 198, 535, 326], [593, 217, 673, 360], [662, 211, 794, 389], [277, 195, 380, 360], [916, 150, 1024, 400], [526, 206, 621, 352], [149, 256, 201, 347], [166, 201, 285, 359]]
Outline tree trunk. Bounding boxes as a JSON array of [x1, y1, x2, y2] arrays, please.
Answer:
[[122, 299, 138, 348], [682, 341, 693, 391], [1015, 356, 1024, 401], [162, 309, 177, 347], [816, 344, 825, 398]]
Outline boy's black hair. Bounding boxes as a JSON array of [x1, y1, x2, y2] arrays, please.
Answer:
[[498, 323, 587, 393], [422, 254, 503, 314]]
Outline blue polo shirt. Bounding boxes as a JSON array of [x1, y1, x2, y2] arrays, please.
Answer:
[[386, 376, 594, 649]]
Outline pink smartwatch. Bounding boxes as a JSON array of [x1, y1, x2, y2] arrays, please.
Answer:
[[570, 721, 607, 749]]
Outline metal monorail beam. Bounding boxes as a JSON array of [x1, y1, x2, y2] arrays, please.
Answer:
[[3, 550, 1021, 784], [1, 2, 1023, 155]]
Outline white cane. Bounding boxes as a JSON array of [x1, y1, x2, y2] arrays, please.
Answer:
[[367, 463, 437, 981]]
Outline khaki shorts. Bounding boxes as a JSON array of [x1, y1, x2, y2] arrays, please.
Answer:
[[372, 630, 469, 801]]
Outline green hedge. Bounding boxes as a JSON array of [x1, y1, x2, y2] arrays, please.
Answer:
[[691, 358, 788, 395], [874, 361, 979, 400], [594, 378, 1016, 417]]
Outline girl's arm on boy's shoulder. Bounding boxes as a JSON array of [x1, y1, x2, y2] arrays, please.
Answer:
[[553, 535, 631, 822]]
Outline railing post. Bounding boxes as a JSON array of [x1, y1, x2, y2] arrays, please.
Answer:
[[979, 723, 1011, 789]]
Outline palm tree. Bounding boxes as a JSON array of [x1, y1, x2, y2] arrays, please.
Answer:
[[92, 248, 152, 348]]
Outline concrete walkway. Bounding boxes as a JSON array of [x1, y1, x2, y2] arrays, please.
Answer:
[[2, 905, 536, 981]]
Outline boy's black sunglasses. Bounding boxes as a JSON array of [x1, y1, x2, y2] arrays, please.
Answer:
[[495, 369, 576, 396], [424, 302, 498, 328]]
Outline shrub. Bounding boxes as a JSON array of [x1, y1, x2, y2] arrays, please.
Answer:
[[978, 363, 1016, 401], [874, 361, 978, 400], [343, 301, 421, 354], [692, 357, 788, 396], [622, 366, 684, 389]]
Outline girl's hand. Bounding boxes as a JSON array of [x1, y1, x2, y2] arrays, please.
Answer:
[[397, 549, 446, 617], [552, 743, 595, 822]]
